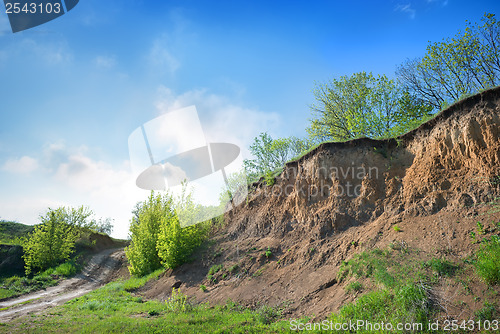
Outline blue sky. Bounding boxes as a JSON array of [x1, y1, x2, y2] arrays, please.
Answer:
[[0, 0, 498, 238]]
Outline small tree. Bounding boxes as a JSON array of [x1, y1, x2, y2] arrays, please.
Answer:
[[397, 13, 500, 109], [307, 72, 432, 141], [125, 189, 209, 276], [125, 192, 173, 276], [23, 209, 80, 275], [244, 132, 313, 181], [157, 186, 209, 269]]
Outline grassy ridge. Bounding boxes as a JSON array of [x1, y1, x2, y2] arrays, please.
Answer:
[[0, 221, 33, 245]]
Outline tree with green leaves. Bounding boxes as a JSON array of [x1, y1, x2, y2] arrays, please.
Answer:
[[23, 208, 81, 275], [126, 188, 209, 276], [397, 13, 500, 109], [307, 72, 433, 142], [244, 132, 313, 181], [125, 192, 174, 276]]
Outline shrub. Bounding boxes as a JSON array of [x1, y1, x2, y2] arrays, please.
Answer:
[[23, 209, 81, 275], [156, 186, 209, 270], [125, 188, 208, 276], [125, 192, 173, 276], [166, 288, 191, 312], [475, 238, 500, 285]]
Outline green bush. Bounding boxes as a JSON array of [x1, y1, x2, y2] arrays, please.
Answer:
[[475, 238, 500, 285], [125, 189, 209, 276], [23, 209, 81, 275], [125, 192, 174, 276]]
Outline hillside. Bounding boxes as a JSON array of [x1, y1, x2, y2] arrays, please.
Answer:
[[0, 221, 34, 245], [137, 86, 500, 321]]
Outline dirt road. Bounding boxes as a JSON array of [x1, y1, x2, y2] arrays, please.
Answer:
[[0, 248, 126, 322]]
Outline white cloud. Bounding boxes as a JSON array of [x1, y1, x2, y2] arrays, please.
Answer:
[[426, 0, 448, 5], [1, 143, 146, 238], [0, 90, 279, 238], [154, 87, 281, 159], [0, 197, 65, 225], [148, 36, 180, 75], [17, 39, 73, 65], [94, 55, 116, 69], [2, 156, 39, 174], [395, 3, 416, 19]]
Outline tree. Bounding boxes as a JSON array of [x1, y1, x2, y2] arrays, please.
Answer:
[[23, 209, 80, 274], [125, 192, 173, 276], [307, 72, 432, 141], [90, 217, 114, 235], [125, 189, 209, 276], [244, 132, 313, 181], [397, 13, 500, 109]]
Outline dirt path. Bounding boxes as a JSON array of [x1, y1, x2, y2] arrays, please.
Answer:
[[0, 248, 126, 322]]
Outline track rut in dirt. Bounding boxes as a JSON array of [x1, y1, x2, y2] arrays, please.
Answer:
[[0, 248, 126, 322]]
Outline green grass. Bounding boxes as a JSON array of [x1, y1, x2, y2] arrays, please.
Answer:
[[345, 281, 363, 294], [207, 264, 223, 277], [332, 283, 433, 333], [0, 260, 80, 300], [122, 268, 163, 292], [423, 258, 459, 277], [4, 276, 294, 333], [0, 220, 33, 245], [0, 273, 57, 300], [475, 301, 499, 321], [337, 248, 396, 288], [331, 246, 460, 333], [475, 237, 500, 285]]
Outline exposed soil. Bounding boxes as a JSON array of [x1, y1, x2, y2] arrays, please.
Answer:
[[2, 87, 499, 324], [137, 87, 500, 320], [0, 248, 128, 322]]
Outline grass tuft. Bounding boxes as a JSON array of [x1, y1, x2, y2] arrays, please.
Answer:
[[475, 238, 500, 285]]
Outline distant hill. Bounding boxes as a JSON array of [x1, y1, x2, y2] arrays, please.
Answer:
[[0, 220, 34, 245]]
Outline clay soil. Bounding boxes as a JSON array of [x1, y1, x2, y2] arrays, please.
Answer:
[[137, 87, 500, 321]]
